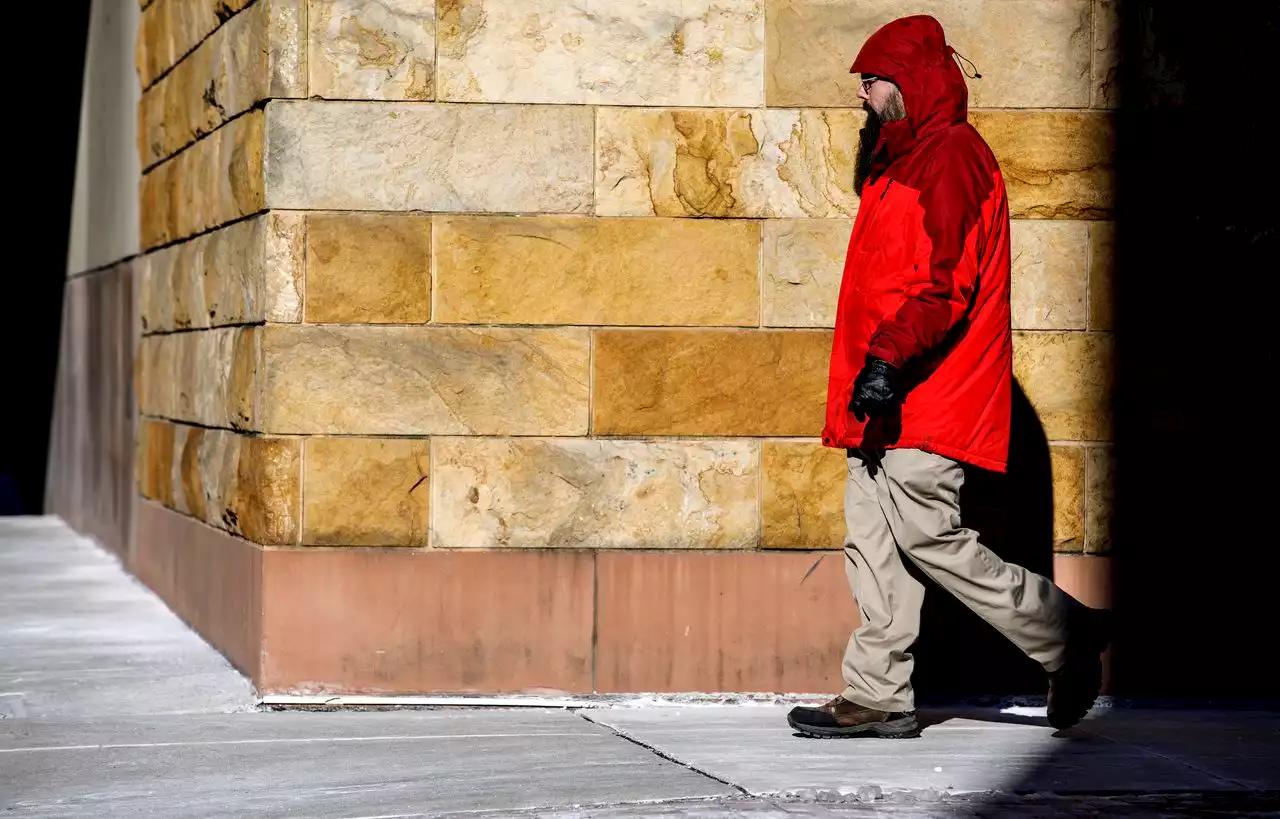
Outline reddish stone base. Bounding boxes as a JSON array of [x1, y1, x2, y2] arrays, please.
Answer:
[[134, 499, 1113, 696]]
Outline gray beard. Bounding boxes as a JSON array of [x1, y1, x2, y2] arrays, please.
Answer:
[[878, 87, 907, 123]]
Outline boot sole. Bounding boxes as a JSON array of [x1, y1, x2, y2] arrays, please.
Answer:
[[788, 714, 920, 739]]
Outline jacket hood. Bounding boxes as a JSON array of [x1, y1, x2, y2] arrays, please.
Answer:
[[850, 15, 968, 163]]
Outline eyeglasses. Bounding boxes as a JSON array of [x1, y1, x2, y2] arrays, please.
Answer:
[[859, 75, 883, 93]]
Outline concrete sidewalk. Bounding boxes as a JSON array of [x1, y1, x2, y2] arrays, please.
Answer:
[[1, 517, 1277, 818]]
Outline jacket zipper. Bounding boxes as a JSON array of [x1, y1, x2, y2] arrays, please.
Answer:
[[880, 179, 893, 201]]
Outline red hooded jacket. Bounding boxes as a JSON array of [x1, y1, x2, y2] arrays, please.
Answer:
[[822, 15, 1013, 473]]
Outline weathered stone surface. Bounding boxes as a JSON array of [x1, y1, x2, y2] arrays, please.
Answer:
[[309, 0, 435, 101], [137, 0, 257, 89], [140, 110, 265, 249], [1086, 444, 1114, 554], [1050, 444, 1085, 552], [971, 111, 1114, 220], [764, 219, 1094, 330], [174, 327, 259, 429], [761, 441, 846, 549], [139, 328, 258, 429], [1089, 221, 1115, 330], [434, 216, 760, 326], [1013, 331, 1113, 442], [1093, 0, 1121, 109], [139, 0, 305, 167], [437, 0, 764, 106], [138, 418, 177, 507], [138, 333, 178, 419], [257, 325, 590, 435], [766, 0, 1092, 109], [174, 329, 230, 427], [762, 219, 850, 328], [596, 108, 862, 218], [1011, 220, 1088, 330], [305, 213, 431, 323], [302, 437, 430, 546], [432, 437, 759, 549], [593, 330, 831, 436], [170, 423, 300, 544], [140, 212, 304, 334], [264, 101, 594, 214]]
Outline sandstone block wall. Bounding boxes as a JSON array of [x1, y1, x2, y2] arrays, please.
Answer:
[[127, 0, 1117, 692]]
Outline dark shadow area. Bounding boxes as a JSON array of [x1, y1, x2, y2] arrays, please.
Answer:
[[0, 1, 91, 516], [989, 1, 1280, 810], [910, 380, 1056, 704], [1108, 3, 1278, 704]]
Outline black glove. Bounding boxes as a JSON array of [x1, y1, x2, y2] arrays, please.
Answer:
[[849, 356, 902, 422]]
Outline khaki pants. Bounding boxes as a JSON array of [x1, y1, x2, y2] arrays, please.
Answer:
[[842, 448, 1070, 712]]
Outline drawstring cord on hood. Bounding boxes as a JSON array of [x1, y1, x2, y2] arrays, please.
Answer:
[[945, 45, 982, 79]]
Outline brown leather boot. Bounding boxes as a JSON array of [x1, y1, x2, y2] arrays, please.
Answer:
[[1047, 605, 1113, 730], [787, 695, 920, 739]]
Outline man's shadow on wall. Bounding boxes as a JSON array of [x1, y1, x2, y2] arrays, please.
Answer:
[[905, 379, 1055, 705]]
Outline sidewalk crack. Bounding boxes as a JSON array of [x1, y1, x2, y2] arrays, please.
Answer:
[[575, 711, 750, 796]]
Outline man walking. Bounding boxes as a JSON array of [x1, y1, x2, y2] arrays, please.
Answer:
[[787, 15, 1111, 739]]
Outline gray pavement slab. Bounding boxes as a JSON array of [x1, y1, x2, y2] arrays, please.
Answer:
[[0, 517, 256, 718], [0, 710, 735, 817], [583, 705, 1256, 796], [1077, 708, 1280, 790]]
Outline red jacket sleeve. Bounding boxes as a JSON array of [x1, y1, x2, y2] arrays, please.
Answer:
[[866, 139, 995, 368]]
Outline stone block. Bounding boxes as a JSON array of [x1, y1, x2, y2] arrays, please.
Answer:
[[593, 329, 831, 436], [138, 250, 174, 334], [170, 327, 258, 429], [139, 0, 305, 167], [140, 212, 304, 334], [302, 437, 430, 546], [174, 424, 301, 544], [1086, 444, 1114, 554], [763, 218, 1093, 331], [1093, 0, 1121, 109], [138, 419, 176, 506], [259, 548, 595, 693], [971, 111, 1114, 220], [1011, 220, 1088, 330], [437, 0, 764, 106], [264, 101, 593, 214], [1013, 331, 1113, 442], [761, 441, 846, 549], [762, 219, 850, 328], [1089, 221, 1115, 331], [1050, 444, 1085, 552], [765, 0, 1091, 109], [596, 108, 862, 218], [257, 325, 590, 435], [595, 550, 855, 692], [140, 109, 266, 249], [309, 0, 435, 101], [431, 438, 759, 549], [305, 213, 431, 323], [137, 0, 257, 89], [434, 216, 760, 326], [141, 327, 257, 429], [138, 333, 179, 419]]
